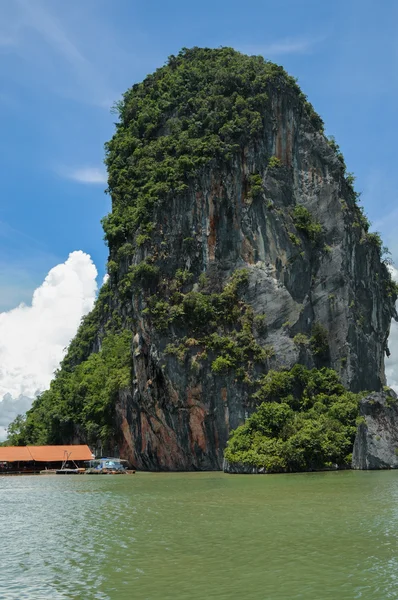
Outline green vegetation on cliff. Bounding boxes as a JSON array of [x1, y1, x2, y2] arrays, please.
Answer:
[[7, 285, 132, 446], [154, 268, 272, 381], [224, 365, 364, 472], [103, 46, 323, 247]]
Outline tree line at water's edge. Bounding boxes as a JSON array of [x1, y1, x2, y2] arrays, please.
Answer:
[[4, 261, 369, 472], [5, 284, 131, 449], [6, 355, 370, 473], [224, 365, 366, 472]]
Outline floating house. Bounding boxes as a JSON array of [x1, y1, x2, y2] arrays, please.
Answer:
[[85, 457, 130, 473], [0, 445, 94, 474]]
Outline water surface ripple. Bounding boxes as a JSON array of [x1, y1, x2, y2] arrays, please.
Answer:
[[1, 471, 398, 599]]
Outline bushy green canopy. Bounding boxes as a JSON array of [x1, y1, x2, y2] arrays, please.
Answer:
[[224, 365, 363, 472], [6, 319, 132, 446], [104, 46, 323, 247]]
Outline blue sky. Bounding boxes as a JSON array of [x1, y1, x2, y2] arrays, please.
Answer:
[[1, 0, 398, 311]]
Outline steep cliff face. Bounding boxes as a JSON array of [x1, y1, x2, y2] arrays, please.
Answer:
[[106, 51, 396, 470], [352, 391, 398, 469], [14, 48, 397, 470]]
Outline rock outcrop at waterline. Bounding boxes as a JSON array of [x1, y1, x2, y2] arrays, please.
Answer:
[[352, 390, 398, 470], [223, 459, 276, 474], [12, 48, 397, 471]]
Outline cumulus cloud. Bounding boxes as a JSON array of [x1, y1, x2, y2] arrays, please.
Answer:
[[0, 250, 97, 439], [386, 266, 398, 392]]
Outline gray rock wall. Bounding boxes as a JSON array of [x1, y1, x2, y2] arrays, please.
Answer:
[[352, 391, 398, 469]]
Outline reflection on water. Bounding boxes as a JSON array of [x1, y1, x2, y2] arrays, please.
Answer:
[[1, 471, 398, 599]]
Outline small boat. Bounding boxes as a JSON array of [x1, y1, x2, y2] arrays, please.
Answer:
[[55, 451, 85, 475], [56, 468, 80, 475]]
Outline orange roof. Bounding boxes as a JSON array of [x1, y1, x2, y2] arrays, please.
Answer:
[[27, 445, 94, 462], [0, 446, 34, 462]]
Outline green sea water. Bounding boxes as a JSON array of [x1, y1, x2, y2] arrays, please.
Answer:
[[1, 470, 398, 599]]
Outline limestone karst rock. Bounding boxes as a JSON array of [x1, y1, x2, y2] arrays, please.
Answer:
[[352, 390, 398, 470], [16, 48, 397, 470]]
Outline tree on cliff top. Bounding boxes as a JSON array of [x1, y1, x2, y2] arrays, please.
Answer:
[[103, 46, 324, 247]]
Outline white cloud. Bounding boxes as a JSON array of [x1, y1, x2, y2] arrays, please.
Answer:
[[386, 266, 398, 392], [1, 0, 117, 107], [16, 0, 88, 69], [0, 394, 32, 441], [0, 250, 98, 439], [61, 166, 107, 185], [0, 34, 16, 47], [239, 36, 324, 57]]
